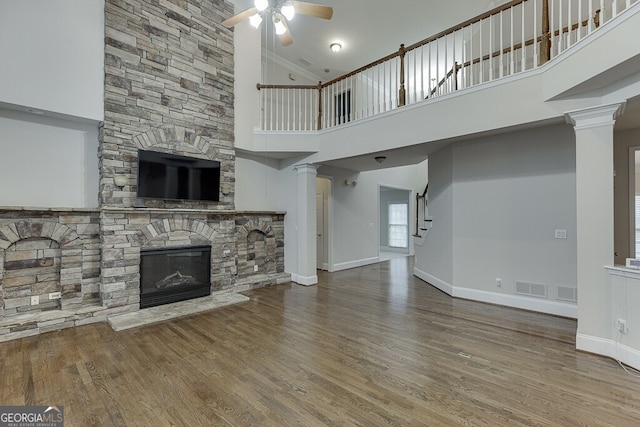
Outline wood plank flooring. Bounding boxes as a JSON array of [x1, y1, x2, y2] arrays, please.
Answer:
[[2, 256, 640, 426]]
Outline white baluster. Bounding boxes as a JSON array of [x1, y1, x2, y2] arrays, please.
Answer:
[[531, 0, 544, 68], [521, 2, 526, 71], [499, 11, 503, 78], [510, 6, 515, 75], [489, 14, 493, 81], [469, 22, 474, 86], [436, 37, 440, 95], [479, 18, 484, 83], [427, 42, 432, 97]]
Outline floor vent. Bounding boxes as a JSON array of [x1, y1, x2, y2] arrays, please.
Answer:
[[515, 281, 548, 299], [557, 286, 578, 303]]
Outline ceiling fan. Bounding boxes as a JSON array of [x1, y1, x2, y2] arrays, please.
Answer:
[[222, 0, 333, 46]]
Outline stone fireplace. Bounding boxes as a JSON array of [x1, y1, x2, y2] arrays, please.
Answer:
[[95, 0, 290, 314], [0, 0, 290, 341]]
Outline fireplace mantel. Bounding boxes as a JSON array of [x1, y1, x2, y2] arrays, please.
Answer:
[[0, 206, 286, 216], [101, 207, 287, 215]]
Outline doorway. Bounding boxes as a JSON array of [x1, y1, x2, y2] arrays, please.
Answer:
[[316, 177, 332, 270], [379, 185, 412, 261]]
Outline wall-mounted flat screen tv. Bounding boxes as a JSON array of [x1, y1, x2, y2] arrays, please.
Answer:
[[137, 150, 220, 202]]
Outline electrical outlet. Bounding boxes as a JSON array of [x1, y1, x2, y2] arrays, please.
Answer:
[[616, 318, 629, 334], [254, 265, 259, 272], [49, 291, 61, 300], [555, 229, 567, 239], [30, 295, 39, 306], [496, 278, 502, 288]]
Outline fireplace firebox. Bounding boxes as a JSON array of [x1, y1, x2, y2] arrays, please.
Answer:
[[140, 245, 211, 308]]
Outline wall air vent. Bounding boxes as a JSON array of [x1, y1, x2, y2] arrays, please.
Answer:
[[557, 286, 578, 303], [515, 281, 548, 299]]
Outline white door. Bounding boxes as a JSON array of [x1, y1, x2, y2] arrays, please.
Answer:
[[316, 192, 324, 269]]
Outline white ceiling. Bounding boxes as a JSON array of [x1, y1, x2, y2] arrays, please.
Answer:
[[229, 0, 508, 82]]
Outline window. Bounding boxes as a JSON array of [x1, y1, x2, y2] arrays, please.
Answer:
[[388, 203, 408, 248]]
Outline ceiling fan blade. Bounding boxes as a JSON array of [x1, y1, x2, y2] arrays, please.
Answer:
[[278, 19, 294, 46], [292, 1, 333, 20], [222, 7, 258, 27]]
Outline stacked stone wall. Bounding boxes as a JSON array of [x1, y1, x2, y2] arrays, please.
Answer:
[[101, 0, 236, 209], [0, 210, 100, 318]]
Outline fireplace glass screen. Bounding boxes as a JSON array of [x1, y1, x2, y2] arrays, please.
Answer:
[[140, 245, 211, 308]]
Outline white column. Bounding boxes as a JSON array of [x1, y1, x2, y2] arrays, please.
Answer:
[[565, 102, 625, 354], [293, 163, 318, 285]]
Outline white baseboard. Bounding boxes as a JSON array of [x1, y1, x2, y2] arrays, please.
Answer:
[[413, 267, 453, 295], [413, 268, 577, 318], [577, 333, 640, 371], [332, 257, 379, 272], [291, 273, 317, 286], [454, 287, 577, 318]]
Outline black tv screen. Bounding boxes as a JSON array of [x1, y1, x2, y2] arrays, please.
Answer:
[[137, 150, 220, 202]]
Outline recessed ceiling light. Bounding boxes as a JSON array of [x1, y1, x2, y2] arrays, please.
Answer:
[[330, 42, 342, 53]]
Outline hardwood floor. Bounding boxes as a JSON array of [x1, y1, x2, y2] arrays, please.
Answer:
[[2, 257, 640, 426]]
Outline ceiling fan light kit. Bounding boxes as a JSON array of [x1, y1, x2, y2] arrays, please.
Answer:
[[254, 0, 269, 12], [223, 0, 334, 47], [281, 4, 295, 21], [249, 13, 263, 28], [272, 15, 287, 35]]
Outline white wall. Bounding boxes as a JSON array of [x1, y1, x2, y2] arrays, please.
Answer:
[[415, 124, 578, 317], [234, 20, 262, 152], [0, 110, 99, 208], [0, 0, 104, 121]]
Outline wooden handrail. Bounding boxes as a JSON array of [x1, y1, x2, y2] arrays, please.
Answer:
[[457, 8, 599, 70], [553, 9, 601, 36], [256, 83, 318, 90], [321, 50, 403, 88], [404, 0, 525, 53], [257, 1, 602, 94], [323, 0, 529, 89]]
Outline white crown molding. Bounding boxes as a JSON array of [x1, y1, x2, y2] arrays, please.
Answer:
[[261, 49, 323, 83]]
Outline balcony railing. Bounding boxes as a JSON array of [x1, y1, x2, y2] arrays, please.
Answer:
[[257, 0, 638, 132]]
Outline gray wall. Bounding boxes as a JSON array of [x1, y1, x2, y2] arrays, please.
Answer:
[[415, 123, 577, 315]]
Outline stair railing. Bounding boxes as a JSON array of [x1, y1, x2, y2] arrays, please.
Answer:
[[414, 184, 431, 237], [256, 0, 637, 132]]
